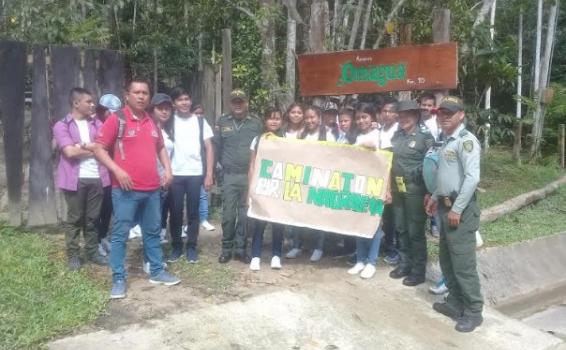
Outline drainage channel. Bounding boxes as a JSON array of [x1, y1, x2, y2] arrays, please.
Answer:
[[497, 281, 566, 340]]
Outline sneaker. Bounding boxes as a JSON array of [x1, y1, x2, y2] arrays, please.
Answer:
[[271, 256, 282, 269], [110, 279, 126, 299], [201, 220, 215, 231], [160, 228, 168, 244], [129, 225, 142, 239], [143, 261, 150, 274], [186, 247, 198, 263], [249, 257, 261, 271], [429, 278, 449, 295], [348, 262, 366, 275], [431, 224, 440, 238], [149, 271, 181, 286], [475, 230, 484, 249], [310, 249, 323, 262], [285, 248, 301, 259], [384, 253, 400, 266], [181, 225, 188, 238], [167, 248, 183, 263], [360, 264, 377, 279], [98, 243, 107, 257], [68, 256, 81, 271], [87, 254, 108, 266]]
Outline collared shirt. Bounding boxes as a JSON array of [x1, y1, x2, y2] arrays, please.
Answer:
[[213, 114, 263, 171], [96, 106, 164, 191], [433, 124, 481, 214], [391, 126, 434, 194], [423, 115, 440, 141], [53, 114, 111, 191], [379, 122, 398, 149]]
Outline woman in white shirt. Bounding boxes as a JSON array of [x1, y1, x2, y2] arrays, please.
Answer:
[[283, 103, 305, 139]]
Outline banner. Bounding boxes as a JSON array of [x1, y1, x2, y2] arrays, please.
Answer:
[[248, 136, 392, 239]]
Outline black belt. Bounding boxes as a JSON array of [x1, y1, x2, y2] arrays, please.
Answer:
[[223, 167, 248, 175], [439, 193, 476, 208]]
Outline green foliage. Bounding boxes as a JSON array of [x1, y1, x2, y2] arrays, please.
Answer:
[[0, 226, 107, 349]]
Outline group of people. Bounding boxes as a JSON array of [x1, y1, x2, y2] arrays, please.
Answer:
[[53, 78, 484, 333]]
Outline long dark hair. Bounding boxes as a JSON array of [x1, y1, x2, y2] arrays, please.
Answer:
[[282, 102, 305, 134]]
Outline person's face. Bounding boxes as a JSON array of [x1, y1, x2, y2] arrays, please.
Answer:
[[288, 105, 304, 126], [153, 103, 173, 124], [437, 108, 465, 135], [265, 112, 282, 133], [75, 94, 94, 117], [193, 107, 204, 117], [355, 112, 373, 133], [174, 94, 192, 114], [398, 111, 419, 133], [304, 109, 320, 132], [125, 82, 150, 112], [420, 98, 435, 119], [323, 111, 337, 127], [338, 114, 353, 133], [230, 98, 248, 118], [380, 103, 398, 126]]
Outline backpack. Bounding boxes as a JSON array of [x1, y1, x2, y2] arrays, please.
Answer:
[[114, 110, 164, 162]]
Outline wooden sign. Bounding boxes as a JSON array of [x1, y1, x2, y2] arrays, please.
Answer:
[[298, 42, 458, 96]]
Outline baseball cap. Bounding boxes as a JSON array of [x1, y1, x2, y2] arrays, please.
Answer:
[[98, 94, 122, 113], [397, 100, 420, 113], [322, 100, 338, 112], [151, 93, 173, 107], [437, 96, 464, 113], [230, 89, 248, 101]]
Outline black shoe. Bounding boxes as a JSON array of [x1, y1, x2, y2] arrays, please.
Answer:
[[432, 302, 463, 321], [87, 254, 108, 266], [389, 266, 410, 279], [218, 253, 232, 264], [402, 275, 425, 287], [168, 247, 183, 263], [455, 315, 483, 332], [68, 256, 81, 271], [234, 253, 251, 264]]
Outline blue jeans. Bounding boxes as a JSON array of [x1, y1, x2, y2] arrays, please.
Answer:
[[199, 185, 209, 223], [356, 225, 385, 266], [251, 220, 284, 258], [110, 189, 163, 282]]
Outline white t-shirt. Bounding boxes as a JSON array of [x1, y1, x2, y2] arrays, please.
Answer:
[[423, 116, 440, 141], [379, 122, 398, 149], [303, 129, 336, 142], [171, 114, 213, 176], [355, 129, 381, 148], [285, 129, 301, 139], [75, 119, 99, 178]]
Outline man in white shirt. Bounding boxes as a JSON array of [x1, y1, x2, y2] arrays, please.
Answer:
[[378, 97, 399, 150], [166, 87, 214, 263], [419, 93, 440, 141]]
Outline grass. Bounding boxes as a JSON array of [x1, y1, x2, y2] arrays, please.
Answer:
[[168, 255, 235, 297], [0, 225, 107, 350]]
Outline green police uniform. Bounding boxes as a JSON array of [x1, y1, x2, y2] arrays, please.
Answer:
[[391, 122, 435, 280], [214, 113, 263, 256], [433, 123, 483, 318]]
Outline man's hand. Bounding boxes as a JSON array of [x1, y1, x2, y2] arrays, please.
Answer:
[[384, 190, 392, 205], [115, 167, 133, 191], [161, 170, 173, 189], [447, 211, 461, 228], [424, 194, 431, 208], [204, 174, 214, 191], [425, 198, 438, 216]]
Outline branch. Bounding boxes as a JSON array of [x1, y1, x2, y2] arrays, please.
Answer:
[[282, 0, 304, 24], [227, 0, 257, 20], [372, 0, 407, 49]]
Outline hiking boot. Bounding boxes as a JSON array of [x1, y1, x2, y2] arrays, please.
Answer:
[[432, 302, 463, 321], [167, 247, 183, 263], [149, 271, 181, 286], [68, 256, 81, 271], [87, 254, 108, 266], [389, 266, 410, 279], [110, 279, 126, 299], [402, 274, 425, 287], [455, 315, 483, 333]]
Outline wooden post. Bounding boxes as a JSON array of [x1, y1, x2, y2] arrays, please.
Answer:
[[513, 121, 522, 165], [202, 64, 216, 126], [222, 29, 232, 114], [432, 9, 450, 103], [559, 124, 565, 169], [215, 64, 222, 118]]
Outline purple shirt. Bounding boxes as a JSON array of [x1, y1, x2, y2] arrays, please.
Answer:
[[53, 114, 111, 191]]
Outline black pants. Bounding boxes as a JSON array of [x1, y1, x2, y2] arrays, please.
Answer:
[[382, 204, 398, 255], [170, 175, 203, 250], [96, 185, 112, 241], [161, 189, 172, 229]]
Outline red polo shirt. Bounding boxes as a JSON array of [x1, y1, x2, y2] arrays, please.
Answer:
[[96, 106, 164, 191]]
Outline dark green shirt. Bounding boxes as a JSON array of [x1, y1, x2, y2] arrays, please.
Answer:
[[391, 125, 435, 194], [213, 114, 263, 172]]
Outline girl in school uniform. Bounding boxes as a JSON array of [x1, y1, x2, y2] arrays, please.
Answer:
[[348, 102, 392, 279], [283, 102, 305, 139], [337, 107, 357, 145], [248, 107, 285, 271]]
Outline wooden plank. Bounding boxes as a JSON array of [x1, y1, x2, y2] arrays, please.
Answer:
[[50, 45, 80, 120], [222, 29, 232, 114], [0, 41, 26, 225], [83, 49, 99, 98], [28, 45, 58, 226], [297, 42, 458, 96], [98, 49, 124, 97]]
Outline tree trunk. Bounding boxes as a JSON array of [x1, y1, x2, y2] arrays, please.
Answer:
[[258, 0, 281, 105], [483, 0, 496, 152], [432, 9, 451, 103], [513, 121, 522, 164], [473, 0, 497, 29], [372, 0, 406, 49], [347, 0, 365, 50], [516, 9, 523, 121], [284, 0, 297, 109], [336, 0, 354, 50], [359, 0, 373, 49], [309, 0, 328, 52], [332, 0, 341, 50], [222, 29, 233, 114]]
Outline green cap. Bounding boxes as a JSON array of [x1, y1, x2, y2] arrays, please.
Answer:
[[397, 100, 420, 113], [230, 89, 248, 101], [437, 96, 464, 112]]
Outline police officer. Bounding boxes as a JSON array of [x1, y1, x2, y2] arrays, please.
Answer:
[[214, 89, 263, 264], [389, 100, 434, 286], [425, 96, 483, 333]]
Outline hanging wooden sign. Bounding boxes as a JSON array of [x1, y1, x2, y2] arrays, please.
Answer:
[[298, 42, 458, 96]]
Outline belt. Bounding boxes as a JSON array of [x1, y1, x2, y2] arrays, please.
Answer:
[[439, 193, 476, 208], [223, 167, 248, 175]]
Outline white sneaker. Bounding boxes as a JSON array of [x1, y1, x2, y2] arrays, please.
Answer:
[[348, 262, 366, 275], [129, 225, 142, 239], [201, 220, 215, 231], [429, 281, 448, 295], [181, 225, 188, 238], [360, 264, 376, 279], [310, 249, 323, 262], [143, 261, 150, 274], [475, 230, 484, 249], [285, 248, 301, 259], [249, 257, 261, 271], [160, 228, 168, 244], [271, 256, 282, 269]]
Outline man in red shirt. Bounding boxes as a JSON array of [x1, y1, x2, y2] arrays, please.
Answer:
[[94, 78, 180, 299]]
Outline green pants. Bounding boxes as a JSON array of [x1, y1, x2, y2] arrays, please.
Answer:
[[393, 191, 427, 277], [62, 178, 103, 260], [438, 199, 483, 317], [221, 173, 249, 255]]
